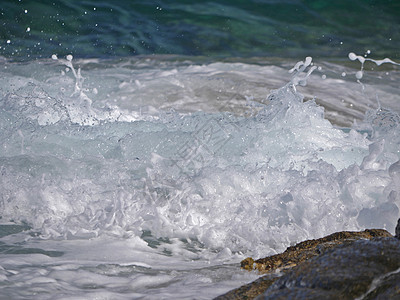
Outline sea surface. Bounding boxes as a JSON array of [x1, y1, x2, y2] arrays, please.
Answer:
[[0, 1, 399, 299]]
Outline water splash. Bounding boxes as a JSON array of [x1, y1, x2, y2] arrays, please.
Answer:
[[0, 55, 399, 255], [348, 51, 400, 81], [0, 54, 399, 300], [289, 56, 317, 87]]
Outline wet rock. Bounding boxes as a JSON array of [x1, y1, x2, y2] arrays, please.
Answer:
[[215, 228, 398, 300], [396, 218, 400, 240], [241, 229, 391, 274], [261, 238, 400, 299], [361, 269, 400, 300], [214, 274, 280, 300]]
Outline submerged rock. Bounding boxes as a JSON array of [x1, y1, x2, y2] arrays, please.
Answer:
[[216, 228, 400, 300]]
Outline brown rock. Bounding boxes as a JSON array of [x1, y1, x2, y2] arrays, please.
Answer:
[[214, 274, 280, 300], [262, 237, 400, 299], [241, 229, 391, 274], [216, 228, 394, 300]]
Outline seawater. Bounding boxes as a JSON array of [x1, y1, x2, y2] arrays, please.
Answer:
[[1, 1, 400, 298], [1, 0, 400, 59], [0, 54, 399, 299]]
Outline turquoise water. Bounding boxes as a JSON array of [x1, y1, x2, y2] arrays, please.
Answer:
[[0, 1, 400, 299], [1, 0, 400, 60]]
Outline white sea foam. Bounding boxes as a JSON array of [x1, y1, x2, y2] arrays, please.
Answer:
[[0, 55, 399, 299]]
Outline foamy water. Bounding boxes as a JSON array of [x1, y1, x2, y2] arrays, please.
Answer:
[[0, 54, 399, 299]]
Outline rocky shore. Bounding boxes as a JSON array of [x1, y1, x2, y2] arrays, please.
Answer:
[[215, 219, 400, 299]]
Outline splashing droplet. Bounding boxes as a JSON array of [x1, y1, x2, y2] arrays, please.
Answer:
[[348, 52, 357, 61]]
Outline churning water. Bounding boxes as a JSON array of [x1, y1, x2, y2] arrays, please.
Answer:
[[1, 1, 400, 299], [0, 53, 399, 299]]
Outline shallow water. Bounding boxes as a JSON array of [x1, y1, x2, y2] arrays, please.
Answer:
[[1, 1, 400, 299]]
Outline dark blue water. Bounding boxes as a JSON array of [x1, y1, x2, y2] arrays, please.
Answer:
[[1, 2, 400, 299], [1, 0, 400, 60]]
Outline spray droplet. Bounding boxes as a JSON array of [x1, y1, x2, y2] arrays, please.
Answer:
[[26, 27, 30, 32], [6, 40, 11, 44], [51, 54, 58, 60], [66, 54, 73, 61], [321, 74, 327, 80], [341, 72, 346, 77], [356, 70, 363, 80], [348, 52, 357, 61], [304, 57, 312, 67]]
